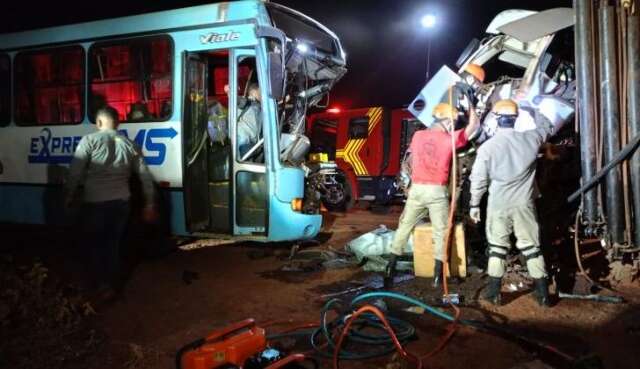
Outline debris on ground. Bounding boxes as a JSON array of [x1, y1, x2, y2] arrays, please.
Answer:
[[499, 258, 536, 293], [557, 292, 625, 304], [346, 225, 414, 272], [347, 224, 412, 258], [0, 254, 104, 369], [318, 273, 415, 299], [122, 342, 163, 369], [507, 282, 526, 292], [607, 261, 638, 284], [281, 248, 357, 272]]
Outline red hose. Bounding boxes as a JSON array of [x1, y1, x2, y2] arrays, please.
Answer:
[[332, 305, 422, 369]]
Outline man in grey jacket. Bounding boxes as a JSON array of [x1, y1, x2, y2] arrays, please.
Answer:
[[65, 106, 157, 299], [468, 99, 553, 307]]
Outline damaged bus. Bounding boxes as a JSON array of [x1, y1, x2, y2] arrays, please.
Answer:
[[0, 1, 346, 241]]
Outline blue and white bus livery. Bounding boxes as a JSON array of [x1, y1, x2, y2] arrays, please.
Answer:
[[0, 1, 347, 242]]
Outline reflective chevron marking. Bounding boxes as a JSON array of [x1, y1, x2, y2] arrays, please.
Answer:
[[336, 107, 383, 176]]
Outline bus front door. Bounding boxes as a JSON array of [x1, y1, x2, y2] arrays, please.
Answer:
[[183, 48, 267, 237], [182, 53, 213, 233], [231, 48, 268, 237]]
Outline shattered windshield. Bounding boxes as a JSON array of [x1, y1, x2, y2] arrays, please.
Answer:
[[266, 4, 337, 55], [263, 3, 346, 165]]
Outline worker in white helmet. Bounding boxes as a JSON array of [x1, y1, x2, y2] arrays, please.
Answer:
[[468, 99, 554, 307]]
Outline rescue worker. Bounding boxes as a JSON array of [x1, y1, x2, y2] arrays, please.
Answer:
[[386, 103, 480, 288], [468, 99, 554, 307], [451, 63, 485, 112], [65, 106, 157, 301], [237, 83, 262, 159]]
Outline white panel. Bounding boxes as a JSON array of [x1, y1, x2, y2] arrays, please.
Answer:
[[408, 66, 461, 128]]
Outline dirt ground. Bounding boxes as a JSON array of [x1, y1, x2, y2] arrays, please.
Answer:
[[2, 207, 639, 369]]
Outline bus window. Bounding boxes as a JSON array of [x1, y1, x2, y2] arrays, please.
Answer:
[[236, 56, 261, 162], [89, 35, 173, 122], [0, 54, 9, 126], [14, 46, 84, 126], [233, 54, 267, 228]]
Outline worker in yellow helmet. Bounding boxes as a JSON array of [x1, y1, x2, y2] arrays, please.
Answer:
[[450, 63, 486, 113], [385, 102, 480, 288], [462, 64, 485, 88], [468, 99, 555, 307]]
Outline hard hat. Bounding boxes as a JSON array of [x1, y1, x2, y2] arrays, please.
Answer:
[[492, 99, 518, 116], [432, 103, 459, 120], [464, 64, 485, 83]]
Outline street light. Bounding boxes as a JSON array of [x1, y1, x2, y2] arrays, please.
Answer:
[[421, 14, 436, 28], [421, 14, 437, 82]]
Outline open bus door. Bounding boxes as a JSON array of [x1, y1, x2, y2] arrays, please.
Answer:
[[183, 48, 267, 237], [230, 48, 268, 237], [183, 53, 211, 233]]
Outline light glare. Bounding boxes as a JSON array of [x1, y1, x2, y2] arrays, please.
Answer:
[[296, 43, 309, 53], [421, 14, 436, 28]]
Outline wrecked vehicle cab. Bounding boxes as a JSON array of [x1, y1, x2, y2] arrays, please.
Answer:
[[405, 8, 580, 244], [410, 8, 576, 140], [267, 4, 349, 214]]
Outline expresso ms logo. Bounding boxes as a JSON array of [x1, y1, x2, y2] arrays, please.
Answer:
[[200, 31, 240, 44], [28, 127, 178, 166]]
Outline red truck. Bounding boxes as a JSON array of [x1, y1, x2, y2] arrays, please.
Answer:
[[307, 107, 424, 208]]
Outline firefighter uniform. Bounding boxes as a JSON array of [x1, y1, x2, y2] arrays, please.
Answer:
[[469, 99, 553, 306], [390, 183, 450, 260], [386, 103, 477, 288]]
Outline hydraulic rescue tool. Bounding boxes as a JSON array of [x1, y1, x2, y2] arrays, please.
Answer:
[[176, 319, 308, 369]]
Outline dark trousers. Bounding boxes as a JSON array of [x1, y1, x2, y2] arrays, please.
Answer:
[[82, 199, 130, 289]]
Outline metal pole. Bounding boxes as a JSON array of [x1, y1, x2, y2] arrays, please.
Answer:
[[426, 36, 432, 82], [599, 5, 625, 244], [627, 15, 640, 245], [574, 0, 599, 224]]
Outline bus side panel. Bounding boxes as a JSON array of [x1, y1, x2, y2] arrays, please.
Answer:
[[167, 190, 188, 236], [0, 185, 190, 236], [0, 123, 182, 185], [0, 123, 185, 233], [269, 167, 321, 241], [0, 184, 54, 225]]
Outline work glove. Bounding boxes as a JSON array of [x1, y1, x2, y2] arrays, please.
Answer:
[[469, 207, 481, 223], [455, 82, 478, 106]]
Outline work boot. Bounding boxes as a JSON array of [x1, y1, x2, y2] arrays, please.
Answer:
[[384, 254, 398, 288], [432, 260, 443, 288], [532, 278, 551, 307], [482, 277, 502, 306]]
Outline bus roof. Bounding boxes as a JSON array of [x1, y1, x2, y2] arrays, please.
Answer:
[[0, 1, 269, 51]]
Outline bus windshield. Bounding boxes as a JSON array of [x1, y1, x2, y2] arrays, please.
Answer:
[[265, 3, 346, 164], [267, 5, 337, 55]]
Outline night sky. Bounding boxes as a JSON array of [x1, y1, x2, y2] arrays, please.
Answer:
[[1, 0, 571, 108]]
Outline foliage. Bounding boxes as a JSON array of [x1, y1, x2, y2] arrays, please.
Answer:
[[0, 254, 103, 369]]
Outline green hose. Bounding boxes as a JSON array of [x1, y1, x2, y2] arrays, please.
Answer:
[[352, 291, 455, 322]]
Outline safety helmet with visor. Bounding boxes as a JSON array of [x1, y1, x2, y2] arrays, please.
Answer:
[[492, 99, 518, 128]]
